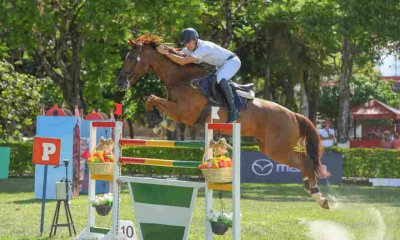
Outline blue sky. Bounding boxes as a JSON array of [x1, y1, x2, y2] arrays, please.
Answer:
[[377, 53, 400, 76]]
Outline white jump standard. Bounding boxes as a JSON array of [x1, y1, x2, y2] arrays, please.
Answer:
[[75, 121, 241, 240]]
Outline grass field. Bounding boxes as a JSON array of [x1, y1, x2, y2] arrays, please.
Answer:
[[0, 178, 399, 240]]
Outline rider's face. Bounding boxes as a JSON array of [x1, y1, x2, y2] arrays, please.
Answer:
[[186, 39, 197, 51]]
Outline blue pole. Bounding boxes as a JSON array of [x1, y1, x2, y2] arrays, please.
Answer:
[[40, 165, 48, 235]]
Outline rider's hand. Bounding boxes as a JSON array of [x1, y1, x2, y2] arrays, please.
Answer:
[[156, 46, 168, 55]]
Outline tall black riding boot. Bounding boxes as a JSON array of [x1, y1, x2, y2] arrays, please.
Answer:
[[219, 78, 240, 123]]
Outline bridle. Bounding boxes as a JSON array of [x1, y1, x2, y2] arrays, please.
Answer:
[[123, 43, 145, 83], [123, 42, 157, 86]]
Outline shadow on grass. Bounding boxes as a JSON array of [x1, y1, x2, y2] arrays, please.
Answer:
[[198, 183, 400, 207], [6, 198, 54, 205], [3, 178, 400, 207]]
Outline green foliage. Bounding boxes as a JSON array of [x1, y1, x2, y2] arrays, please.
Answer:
[[80, 0, 135, 110], [1, 0, 400, 137], [5, 139, 400, 179], [319, 69, 400, 121], [0, 60, 62, 141], [3, 141, 257, 177], [123, 74, 166, 126], [0, 141, 33, 177], [122, 145, 400, 178], [334, 147, 400, 178]]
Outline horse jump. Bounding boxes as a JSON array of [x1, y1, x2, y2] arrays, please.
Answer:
[[76, 121, 242, 240]]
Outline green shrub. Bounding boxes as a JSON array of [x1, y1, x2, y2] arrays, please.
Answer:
[[0, 142, 34, 177], [333, 147, 400, 178], [4, 140, 400, 179]]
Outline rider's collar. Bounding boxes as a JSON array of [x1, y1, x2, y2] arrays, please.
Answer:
[[193, 39, 201, 51]]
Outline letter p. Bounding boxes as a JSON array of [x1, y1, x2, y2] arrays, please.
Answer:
[[42, 143, 56, 161]]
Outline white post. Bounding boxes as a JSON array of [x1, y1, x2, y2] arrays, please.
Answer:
[[204, 124, 213, 240], [111, 121, 123, 237], [232, 123, 241, 240], [88, 123, 97, 232]]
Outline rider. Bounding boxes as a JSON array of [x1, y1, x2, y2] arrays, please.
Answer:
[[156, 28, 241, 123]]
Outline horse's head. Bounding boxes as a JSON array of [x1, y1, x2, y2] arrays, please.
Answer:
[[116, 39, 155, 91]]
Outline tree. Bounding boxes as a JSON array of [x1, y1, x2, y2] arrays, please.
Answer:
[[0, 60, 62, 141], [0, 0, 134, 110], [319, 67, 400, 123], [333, 0, 400, 143]]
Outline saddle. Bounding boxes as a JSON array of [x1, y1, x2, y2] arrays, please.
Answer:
[[190, 73, 255, 125], [146, 73, 255, 128]]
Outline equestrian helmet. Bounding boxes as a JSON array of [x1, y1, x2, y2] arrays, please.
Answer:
[[180, 28, 199, 45]]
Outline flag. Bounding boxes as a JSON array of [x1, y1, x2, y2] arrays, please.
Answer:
[[211, 107, 220, 120], [114, 103, 122, 115], [81, 149, 91, 159]]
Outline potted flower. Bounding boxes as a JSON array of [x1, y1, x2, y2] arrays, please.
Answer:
[[207, 210, 233, 235], [92, 193, 113, 216]]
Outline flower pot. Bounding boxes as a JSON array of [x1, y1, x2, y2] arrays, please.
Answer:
[[210, 221, 229, 235], [95, 204, 112, 216]]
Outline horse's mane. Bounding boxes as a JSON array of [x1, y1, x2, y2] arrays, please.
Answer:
[[134, 33, 162, 46], [130, 33, 207, 76]]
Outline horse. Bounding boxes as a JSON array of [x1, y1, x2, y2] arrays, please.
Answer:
[[116, 34, 331, 209]]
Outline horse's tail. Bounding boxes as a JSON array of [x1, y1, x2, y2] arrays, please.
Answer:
[[295, 113, 330, 178]]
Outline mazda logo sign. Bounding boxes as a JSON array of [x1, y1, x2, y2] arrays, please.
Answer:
[[252, 159, 274, 176]]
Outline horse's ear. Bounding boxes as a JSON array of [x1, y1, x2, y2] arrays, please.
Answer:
[[128, 39, 137, 47]]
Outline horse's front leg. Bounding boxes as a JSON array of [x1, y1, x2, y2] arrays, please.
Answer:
[[145, 95, 180, 128]]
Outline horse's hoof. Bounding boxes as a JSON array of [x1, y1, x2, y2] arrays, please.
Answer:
[[146, 112, 156, 128], [320, 199, 330, 210], [152, 107, 162, 124], [146, 108, 162, 128]]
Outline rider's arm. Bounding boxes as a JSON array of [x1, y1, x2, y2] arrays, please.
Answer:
[[157, 45, 196, 65], [165, 53, 197, 65]]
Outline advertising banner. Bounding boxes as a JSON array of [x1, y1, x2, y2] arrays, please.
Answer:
[[241, 151, 342, 184]]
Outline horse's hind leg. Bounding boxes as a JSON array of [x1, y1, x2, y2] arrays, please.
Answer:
[[306, 164, 330, 209], [259, 141, 329, 209], [296, 152, 312, 195], [294, 152, 329, 209]]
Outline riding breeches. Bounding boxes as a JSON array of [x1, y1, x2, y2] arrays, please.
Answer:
[[216, 56, 241, 83]]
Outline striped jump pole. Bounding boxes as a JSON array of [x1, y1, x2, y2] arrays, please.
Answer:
[[119, 139, 204, 149], [114, 125, 205, 240], [119, 156, 199, 168]]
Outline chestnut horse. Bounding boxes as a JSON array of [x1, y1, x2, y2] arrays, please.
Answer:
[[116, 35, 331, 209]]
